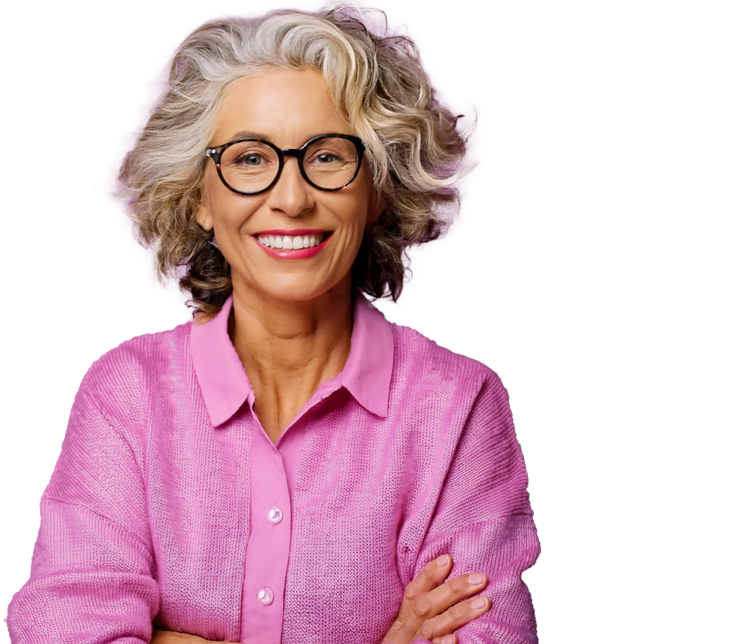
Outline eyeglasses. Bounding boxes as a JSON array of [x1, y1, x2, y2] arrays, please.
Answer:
[[204, 133, 367, 195]]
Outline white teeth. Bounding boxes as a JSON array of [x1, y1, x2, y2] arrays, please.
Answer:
[[256, 233, 326, 249]]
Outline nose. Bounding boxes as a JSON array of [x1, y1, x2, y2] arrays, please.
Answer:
[[266, 155, 315, 216]]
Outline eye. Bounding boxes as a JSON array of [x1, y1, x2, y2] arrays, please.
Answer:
[[234, 153, 265, 166], [311, 150, 344, 164]]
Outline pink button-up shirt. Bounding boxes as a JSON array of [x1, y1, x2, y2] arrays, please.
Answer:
[[6, 290, 541, 644]]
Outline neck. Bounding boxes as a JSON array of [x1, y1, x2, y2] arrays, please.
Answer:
[[227, 282, 355, 404]]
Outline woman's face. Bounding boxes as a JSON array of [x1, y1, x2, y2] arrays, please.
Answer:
[[195, 67, 382, 303]]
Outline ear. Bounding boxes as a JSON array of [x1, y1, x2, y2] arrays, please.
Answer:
[[194, 184, 214, 232]]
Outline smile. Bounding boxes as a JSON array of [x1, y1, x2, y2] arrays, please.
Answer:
[[252, 231, 334, 260]]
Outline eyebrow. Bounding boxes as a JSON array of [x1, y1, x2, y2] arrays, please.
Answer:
[[223, 131, 354, 145], [227, 130, 270, 141]]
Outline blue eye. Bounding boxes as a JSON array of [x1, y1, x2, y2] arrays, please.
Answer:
[[234, 154, 264, 166]]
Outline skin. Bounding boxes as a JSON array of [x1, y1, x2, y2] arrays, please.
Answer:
[[193, 67, 383, 445]]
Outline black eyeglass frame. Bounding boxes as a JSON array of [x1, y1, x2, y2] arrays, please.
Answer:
[[204, 133, 368, 196]]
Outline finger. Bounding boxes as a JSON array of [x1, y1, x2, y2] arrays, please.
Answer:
[[434, 636, 456, 644], [419, 593, 492, 642], [400, 555, 452, 612], [424, 570, 489, 619], [395, 555, 453, 632], [404, 569, 491, 642]]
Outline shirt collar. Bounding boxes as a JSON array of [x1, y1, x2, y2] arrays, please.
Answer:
[[190, 290, 394, 428]]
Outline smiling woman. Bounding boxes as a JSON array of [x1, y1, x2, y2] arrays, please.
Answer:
[[110, 5, 477, 326], [191, 68, 383, 320], [5, 2, 541, 644]]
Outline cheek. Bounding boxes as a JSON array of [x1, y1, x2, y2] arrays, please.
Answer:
[[340, 205, 370, 235], [347, 185, 375, 224], [210, 189, 261, 226]]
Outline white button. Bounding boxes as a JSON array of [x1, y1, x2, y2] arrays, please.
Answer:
[[268, 507, 283, 523], [257, 587, 274, 605]]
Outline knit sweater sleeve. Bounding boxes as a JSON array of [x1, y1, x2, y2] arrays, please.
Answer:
[[5, 362, 159, 643], [409, 370, 541, 644]]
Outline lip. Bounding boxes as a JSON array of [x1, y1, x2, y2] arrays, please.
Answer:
[[251, 230, 334, 260], [252, 228, 332, 235]]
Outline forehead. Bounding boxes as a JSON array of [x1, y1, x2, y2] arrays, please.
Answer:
[[213, 68, 355, 146]]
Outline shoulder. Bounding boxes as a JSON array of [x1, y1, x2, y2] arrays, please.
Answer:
[[390, 320, 500, 401], [78, 319, 193, 421]]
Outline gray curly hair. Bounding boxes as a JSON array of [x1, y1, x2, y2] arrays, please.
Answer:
[[114, 1, 478, 322]]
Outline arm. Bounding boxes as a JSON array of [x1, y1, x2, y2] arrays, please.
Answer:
[[410, 370, 541, 644], [5, 365, 160, 643], [150, 631, 239, 643]]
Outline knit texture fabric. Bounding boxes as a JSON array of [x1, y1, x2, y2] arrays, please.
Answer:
[[6, 291, 541, 644]]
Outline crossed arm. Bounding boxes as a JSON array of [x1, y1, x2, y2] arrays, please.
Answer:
[[150, 631, 238, 643]]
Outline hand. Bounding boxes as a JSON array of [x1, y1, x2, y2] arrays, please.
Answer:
[[380, 554, 491, 644], [151, 629, 241, 643]]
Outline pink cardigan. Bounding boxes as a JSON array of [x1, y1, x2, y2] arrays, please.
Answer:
[[6, 291, 541, 643]]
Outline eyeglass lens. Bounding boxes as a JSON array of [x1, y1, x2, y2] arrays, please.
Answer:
[[219, 137, 358, 193]]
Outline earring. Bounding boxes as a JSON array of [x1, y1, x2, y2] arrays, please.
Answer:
[[208, 229, 219, 249]]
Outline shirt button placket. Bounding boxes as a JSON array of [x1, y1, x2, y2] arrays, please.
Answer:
[[260, 507, 283, 614]]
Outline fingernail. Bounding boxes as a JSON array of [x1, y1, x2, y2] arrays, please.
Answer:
[[437, 554, 450, 567], [468, 572, 485, 584], [471, 596, 487, 609]]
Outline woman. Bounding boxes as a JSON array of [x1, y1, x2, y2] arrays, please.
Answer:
[[6, 3, 541, 644]]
